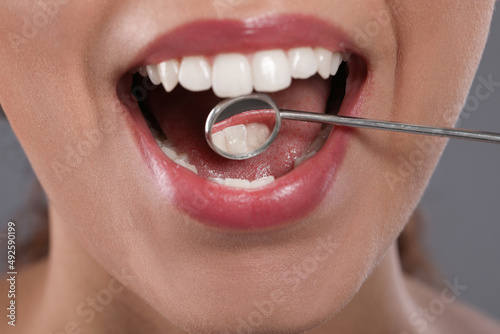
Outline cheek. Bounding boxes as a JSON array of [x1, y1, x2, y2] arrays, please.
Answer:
[[378, 0, 495, 194], [392, 0, 494, 124], [0, 2, 127, 212]]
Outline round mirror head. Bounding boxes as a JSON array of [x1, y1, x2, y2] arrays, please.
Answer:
[[205, 94, 281, 160]]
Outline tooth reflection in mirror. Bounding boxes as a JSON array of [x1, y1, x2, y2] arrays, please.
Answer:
[[205, 94, 281, 160]]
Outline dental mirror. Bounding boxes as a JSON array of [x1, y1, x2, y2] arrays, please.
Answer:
[[205, 93, 500, 160], [205, 94, 281, 160]]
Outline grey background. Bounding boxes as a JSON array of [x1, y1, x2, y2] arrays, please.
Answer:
[[1, 8, 499, 321]]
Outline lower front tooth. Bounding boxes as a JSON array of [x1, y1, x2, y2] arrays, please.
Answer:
[[225, 178, 251, 189], [211, 131, 227, 152], [211, 178, 225, 185], [224, 124, 248, 154], [250, 176, 275, 188], [161, 146, 178, 160], [211, 176, 275, 189], [175, 159, 198, 175], [246, 123, 271, 151], [176, 153, 189, 163]]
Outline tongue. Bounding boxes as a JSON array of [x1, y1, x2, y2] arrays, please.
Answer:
[[148, 75, 331, 180]]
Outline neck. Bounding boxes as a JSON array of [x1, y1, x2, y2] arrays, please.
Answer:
[[31, 205, 424, 334]]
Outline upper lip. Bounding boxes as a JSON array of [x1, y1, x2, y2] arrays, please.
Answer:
[[129, 14, 368, 70], [120, 14, 370, 231]]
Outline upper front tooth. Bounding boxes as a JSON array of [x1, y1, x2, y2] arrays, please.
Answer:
[[314, 47, 333, 80], [288, 47, 318, 79], [213, 53, 253, 98], [158, 60, 180, 92], [246, 123, 270, 151], [179, 56, 212, 92], [330, 52, 342, 76], [252, 50, 292, 92], [149, 47, 346, 95], [212, 123, 270, 154], [211, 131, 227, 152], [146, 65, 162, 85], [223, 124, 248, 154]]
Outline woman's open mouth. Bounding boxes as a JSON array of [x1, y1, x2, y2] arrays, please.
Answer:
[[118, 15, 369, 231]]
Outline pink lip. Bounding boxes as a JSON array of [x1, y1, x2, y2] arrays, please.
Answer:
[[136, 14, 361, 66], [124, 14, 369, 231]]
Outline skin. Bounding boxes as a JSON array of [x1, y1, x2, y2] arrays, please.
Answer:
[[0, 1, 499, 333]]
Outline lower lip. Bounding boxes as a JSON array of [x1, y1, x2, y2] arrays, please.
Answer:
[[122, 17, 368, 231]]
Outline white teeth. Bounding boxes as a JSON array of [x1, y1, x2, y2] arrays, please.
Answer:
[[143, 48, 346, 176], [211, 123, 270, 154], [223, 124, 248, 154], [179, 56, 212, 92], [211, 178, 225, 185], [211, 131, 227, 152], [161, 146, 178, 161], [252, 50, 292, 92], [175, 159, 198, 175], [158, 60, 180, 92], [146, 65, 162, 85], [246, 123, 270, 150], [249, 176, 275, 188], [214, 176, 276, 189], [314, 47, 333, 80], [288, 47, 318, 79], [225, 178, 251, 189], [144, 48, 349, 95], [153, 134, 198, 174], [212, 53, 253, 98], [330, 52, 342, 76], [175, 152, 189, 163]]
